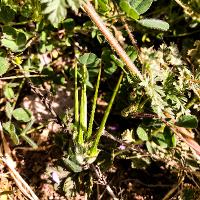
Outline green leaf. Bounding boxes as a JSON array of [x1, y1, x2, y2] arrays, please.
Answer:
[[63, 158, 83, 172], [66, 0, 80, 14], [0, 57, 9, 76], [154, 133, 168, 148], [21, 4, 33, 18], [5, 102, 12, 119], [0, 6, 16, 23], [97, 0, 110, 13], [110, 54, 124, 68], [1, 27, 27, 52], [126, 46, 138, 62], [130, 0, 153, 14], [3, 121, 19, 145], [171, 133, 176, 147], [1, 39, 18, 52], [4, 85, 15, 99], [146, 141, 154, 154], [78, 53, 98, 65], [62, 18, 75, 30], [138, 18, 169, 31], [16, 32, 27, 47], [154, 127, 175, 148], [175, 115, 198, 128], [136, 126, 148, 141], [119, 0, 139, 20], [42, 0, 67, 27], [2, 26, 17, 40], [13, 108, 32, 122], [101, 49, 117, 75]]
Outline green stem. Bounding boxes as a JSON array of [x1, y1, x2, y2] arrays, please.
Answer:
[[87, 66, 102, 140], [10, 79, 25, 120], [21, 119, 35, 136], [20, 134, 38, 148], [90, 72, 124, 156], [74, 62, 79, 124], [186, 96, 198, 109], [78, 64, 87, 144]]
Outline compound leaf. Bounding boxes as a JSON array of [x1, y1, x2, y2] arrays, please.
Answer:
[[42, 0, 67, 27]]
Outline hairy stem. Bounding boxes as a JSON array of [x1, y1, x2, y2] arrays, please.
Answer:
[[82, 1, 143, 81]]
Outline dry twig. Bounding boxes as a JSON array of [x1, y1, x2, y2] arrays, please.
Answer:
[[0, 122, 39, 200]]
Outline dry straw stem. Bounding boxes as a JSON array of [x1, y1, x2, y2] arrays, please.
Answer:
[[82, 0, 200, 156], [0, 122, 39, 200]]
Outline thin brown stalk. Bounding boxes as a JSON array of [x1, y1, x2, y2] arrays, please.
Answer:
[[121, 17, 139, 51]]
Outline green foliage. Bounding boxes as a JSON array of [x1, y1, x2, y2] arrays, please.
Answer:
[[5, 102, 12, 119], [64, 54, 123, 172], [101, 49, 118, 75], [129, 0, 153, 14], [1, 26, 29, 52], [96, 0, 110, 13], [119, 0, 139, 20], [119, 0, 169, 31], [154, 129, 176, 148], [41, 0, 81, 26], [66, 0, 80, 14], [3, 121, 19, 145], [4, 83, 17, 99], [175, 115, 198, 128], [63, 157, 83, 172], [136, 126, 148, 141], [119, 0, 154, 19], [0, 57, 9, 76], [78, 53, 98, 65], [0, 0, 199, 198], [41, 0, 68, 27], [0, 5, 16, 23], [12, 108, 32, 122], [138, 43, 191, 117], [138, 18, 169, 31]]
